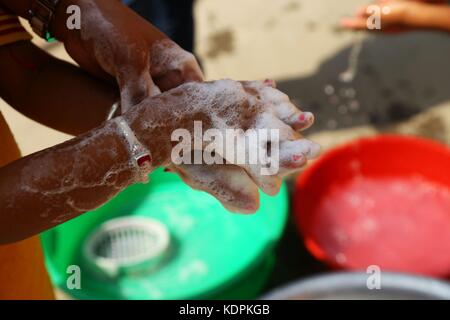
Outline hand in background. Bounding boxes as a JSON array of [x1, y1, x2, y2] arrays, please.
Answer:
[[341, 0, 450, 33]]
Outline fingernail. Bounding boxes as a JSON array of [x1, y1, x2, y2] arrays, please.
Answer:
[[305, 112, 314, 122], [299, 112, 314, 123], [263, 79, 276, 87]]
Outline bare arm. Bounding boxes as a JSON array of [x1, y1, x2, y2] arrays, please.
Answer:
[[404, 4, 450, 32], [0, 118, 142, 244], [0, 0, 29, 17], [0, 40, 118, 135], [0, 80, 320, 244]]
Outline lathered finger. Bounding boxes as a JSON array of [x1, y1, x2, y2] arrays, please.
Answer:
[[277, 139, 321, 177], [280, 107, 315, 132], [169, 160, 260, 214], [241, 81, 315, 132], [242, 162, 283, 196]]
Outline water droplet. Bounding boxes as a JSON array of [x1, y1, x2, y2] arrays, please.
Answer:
[[345, 88, 356, 98], [349, 100, 360, 111], [339, 71, 354, 83], [338, 105, 348, 115], [328, 95, 340, 106], [336, 253, 347, 264], [324, 85, 335, 96]]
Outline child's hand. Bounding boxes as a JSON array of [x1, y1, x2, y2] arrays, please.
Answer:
[[341, 0, 449, 33], [124, 80, 320, 213]]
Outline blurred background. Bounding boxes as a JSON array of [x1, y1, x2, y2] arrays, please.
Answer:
[[2, 0, 449, 299]]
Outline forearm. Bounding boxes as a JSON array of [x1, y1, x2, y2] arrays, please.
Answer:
[[52, 0, 132, 44], [0, 0, 30, 18], [0, 41, 118, 135], [405, 5, 450, 32], [0, 0, 124, 41], [23, 58, 119, 135], [0, 119, 144, 244]]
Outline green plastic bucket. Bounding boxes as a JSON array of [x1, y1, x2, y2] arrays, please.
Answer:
[[41, 169, 288, 300]]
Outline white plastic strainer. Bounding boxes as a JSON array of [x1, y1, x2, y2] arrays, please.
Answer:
[[83, 217, 170, 279]]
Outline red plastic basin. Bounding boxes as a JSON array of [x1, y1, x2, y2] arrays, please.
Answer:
[[294, 135, 450, 277]]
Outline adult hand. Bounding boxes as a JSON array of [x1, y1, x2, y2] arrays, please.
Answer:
[[124, 79, 320, 213], [53, 0, 203, 112]]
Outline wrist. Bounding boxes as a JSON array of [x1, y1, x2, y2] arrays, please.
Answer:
[[49, 0, 81, 41], [112, 116, 154, 183], [122, 102, 174, 168], [50, 0, 125, 42]]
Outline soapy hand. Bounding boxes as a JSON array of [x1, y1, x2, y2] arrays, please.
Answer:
[[124, 79, 320, 213], [55, 0, 203, 112]]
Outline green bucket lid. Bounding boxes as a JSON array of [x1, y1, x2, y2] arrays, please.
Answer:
[[41, 169, 288, 299]]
